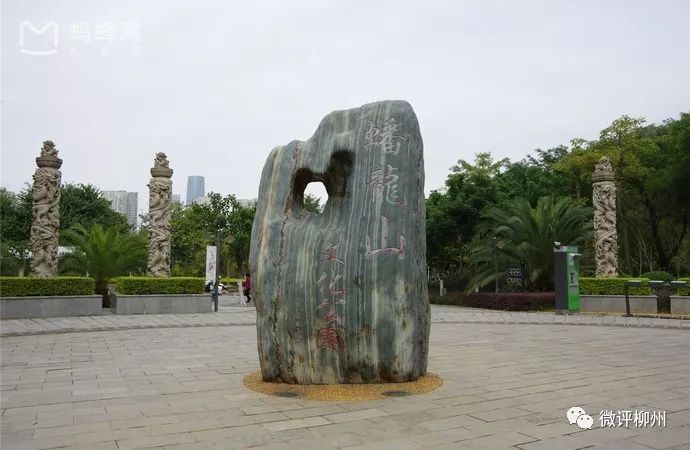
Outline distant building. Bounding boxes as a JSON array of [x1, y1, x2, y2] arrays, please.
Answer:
[[126, 192, 138, 227], [237, 198, 258, 207], [186, 176, 205, 205], [0, 187, 16, 199], [172, 194, 181, 205], [102, 190, 138, 228], [192, 195, 210, 206]]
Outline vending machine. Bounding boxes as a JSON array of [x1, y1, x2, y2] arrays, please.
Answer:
[[554, 244, 581, 312]]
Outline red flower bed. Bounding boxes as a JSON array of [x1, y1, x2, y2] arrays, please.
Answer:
[[430, 291, 555, 311]]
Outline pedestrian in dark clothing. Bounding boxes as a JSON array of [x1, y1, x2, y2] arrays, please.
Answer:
[[243, 273, 252, 304]]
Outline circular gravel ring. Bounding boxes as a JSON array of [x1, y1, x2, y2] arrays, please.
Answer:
[[243, 371, 443, 401]]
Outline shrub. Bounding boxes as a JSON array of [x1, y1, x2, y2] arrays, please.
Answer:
[[429, 290, 555, 311], [0, 277, 95, 297], [114, 277, 205, 295], [640, 271, 673, 282], [677, 278, 690, 296], [579, 277, 650, 295]]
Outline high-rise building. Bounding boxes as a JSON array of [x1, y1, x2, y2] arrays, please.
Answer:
[[102, 190, 138, 228], [186, 176, 205, 205], [126, 192, 138, 227], [172, 194, 181, 205]]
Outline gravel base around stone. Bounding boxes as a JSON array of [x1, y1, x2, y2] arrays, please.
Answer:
[[243, 371, 443, 401]]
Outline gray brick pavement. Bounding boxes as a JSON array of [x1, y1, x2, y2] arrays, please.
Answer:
[[1, 312, 689, 449], [2, 304, 688, 337]]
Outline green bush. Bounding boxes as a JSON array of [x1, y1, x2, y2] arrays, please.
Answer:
[[579, 277, 650, 295], [114, 277, 205, 295], [0, 277, 95, 297], [640, 271, 673, 282], [679, 278, 690, 296]]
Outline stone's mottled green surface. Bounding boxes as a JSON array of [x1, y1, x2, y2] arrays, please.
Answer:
[[250, 100, 429, 384]]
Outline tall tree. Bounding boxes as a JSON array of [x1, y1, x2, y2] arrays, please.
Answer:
[[0, 187, 32, 275], [426, 152, 509, 273], [60, 184, 130, 236], [468, 196, 591, 291], [170, 193, 257, 276]]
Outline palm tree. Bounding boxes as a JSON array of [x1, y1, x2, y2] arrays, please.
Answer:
[[60, 224, 146, 304], [468, 196, 591, 291]]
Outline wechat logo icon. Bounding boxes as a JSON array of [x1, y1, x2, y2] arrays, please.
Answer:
[[567, 406, 593, 430]]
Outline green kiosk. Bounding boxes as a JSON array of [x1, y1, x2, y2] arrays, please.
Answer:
[[554, 243, 581, 313]]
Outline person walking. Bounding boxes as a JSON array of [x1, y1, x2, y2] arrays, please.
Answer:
[[243, 273, 252, 305]]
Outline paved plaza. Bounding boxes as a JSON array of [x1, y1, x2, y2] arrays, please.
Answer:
[[1, 306, 689, 449]]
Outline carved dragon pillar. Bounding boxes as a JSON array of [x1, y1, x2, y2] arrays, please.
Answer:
[[147, 152, 173, 277], [29, 141, 62, 277], [592, 156, 619, 277]]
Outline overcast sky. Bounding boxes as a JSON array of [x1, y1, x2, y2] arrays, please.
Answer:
[[2, 0, 689, 214]]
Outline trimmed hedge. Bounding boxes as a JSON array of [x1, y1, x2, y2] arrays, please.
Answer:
[[678, 278, 690, 296], [0, 277, 95, 297], [640, 271, 673, 282], [579, 277, 650, 295], [114, 277, 205, 295], [430, 291, 555, 311]]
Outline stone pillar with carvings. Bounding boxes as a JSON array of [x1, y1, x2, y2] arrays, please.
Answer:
[[592, 156, 619, 277], [29, 141, 63, 277], [147, 152, 173, 277]]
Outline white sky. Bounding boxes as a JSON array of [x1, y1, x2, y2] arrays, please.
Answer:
[[2, 0, 689, 213]]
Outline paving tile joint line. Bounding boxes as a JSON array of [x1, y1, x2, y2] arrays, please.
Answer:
[[1, 309, 687, 336]]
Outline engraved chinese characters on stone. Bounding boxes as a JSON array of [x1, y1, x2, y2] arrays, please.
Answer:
[[364, 117, 406, 155], [367, 163, 407, 207], [250, 100, 428, 384]]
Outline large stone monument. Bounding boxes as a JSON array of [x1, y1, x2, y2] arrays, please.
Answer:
[[250, 100, 429, 384], [29, 141, 62, 277], [592, 156, 619, 277], [147, 152, 173, 277]]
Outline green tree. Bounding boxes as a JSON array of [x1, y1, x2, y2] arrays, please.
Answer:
[[0, 187, 32, 275], [303, 194, 322, 213], [170, 193, 256, 277], [224, 199, 256, 274], [495, 146, 570, 206], [468, 196, 591, 291], [60, 184, 130, 236], [557, 113, 690, 274], [60, 224, 146, 302], [426, 152, 508, 273]]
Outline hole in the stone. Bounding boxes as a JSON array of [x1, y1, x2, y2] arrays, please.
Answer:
[[304, 181, 327, 213], [291, 150, 353, 216]]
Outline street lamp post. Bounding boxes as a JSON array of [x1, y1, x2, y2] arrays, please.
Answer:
[[624, 279, 642, 317], [493, 236, 499, 293], [212, 227, 221, 312]]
